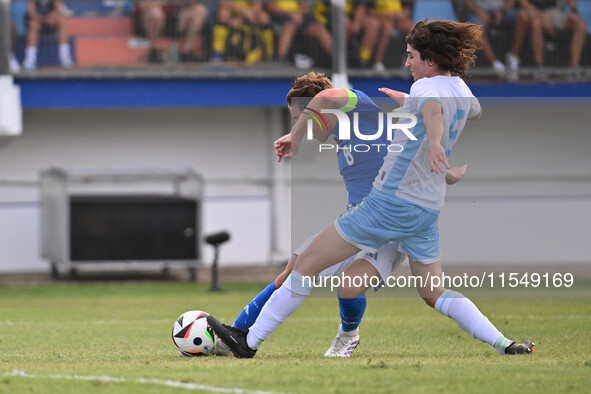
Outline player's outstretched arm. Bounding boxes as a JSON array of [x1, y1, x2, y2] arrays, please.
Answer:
[[280, 88, 350, 160]]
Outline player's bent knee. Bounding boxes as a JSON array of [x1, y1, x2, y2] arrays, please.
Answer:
[[416, 286, 445, 308], [293, 253, 319, 277], [422, 296, 438, 308], [337, 284, 367, 299]]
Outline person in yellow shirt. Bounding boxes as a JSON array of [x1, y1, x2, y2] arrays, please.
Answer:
[[372, 0, 413, 71], [267, 0, 332, 63], [313, 1, 379, 68]]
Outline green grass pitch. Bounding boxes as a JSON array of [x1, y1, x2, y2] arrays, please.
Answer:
[[1, 281, 590, 393]]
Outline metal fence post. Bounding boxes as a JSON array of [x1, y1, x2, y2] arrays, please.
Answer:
[[331, 0, 349, 88]]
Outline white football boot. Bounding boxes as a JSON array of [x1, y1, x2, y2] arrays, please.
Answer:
[[324, 326, 360, 357]]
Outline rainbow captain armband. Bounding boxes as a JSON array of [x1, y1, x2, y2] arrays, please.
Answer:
[[304, 107, 329, 131]]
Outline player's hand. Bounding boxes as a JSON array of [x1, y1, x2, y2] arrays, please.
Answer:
[[428, 141, 450, 174], [445, 164, 468, 185], [274, 134, 290, 162], [378, 87, 407, 107], [274, 133, 299, 162]]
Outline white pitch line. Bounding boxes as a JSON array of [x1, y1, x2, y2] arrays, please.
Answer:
[[6, 370, 287, 394], [0, 319, 171, 326]]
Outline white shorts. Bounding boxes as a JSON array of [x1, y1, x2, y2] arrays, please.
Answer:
[[294, 233, 407, 289]]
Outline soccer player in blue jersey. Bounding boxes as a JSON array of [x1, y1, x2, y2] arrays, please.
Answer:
[[209, 21, 533, 357]]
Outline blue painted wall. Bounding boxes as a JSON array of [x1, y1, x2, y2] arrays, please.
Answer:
[[15, 77, 591, 109]]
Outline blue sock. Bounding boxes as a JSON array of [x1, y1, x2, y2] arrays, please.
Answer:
[[233, 281, 278, 330], [338, 296, 367, 332]]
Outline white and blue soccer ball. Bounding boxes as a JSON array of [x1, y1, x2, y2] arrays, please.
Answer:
[[172, 310, 216, 357]]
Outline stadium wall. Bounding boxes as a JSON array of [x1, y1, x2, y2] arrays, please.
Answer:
[[0, 79, 590, 274], [0, 107, 289, 273]]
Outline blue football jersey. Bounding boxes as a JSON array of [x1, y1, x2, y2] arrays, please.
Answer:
[[334, 89, 389, 204]]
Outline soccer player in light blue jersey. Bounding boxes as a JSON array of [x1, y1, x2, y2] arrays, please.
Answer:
[[209, 20, 533, 358], [217, 72, 465, 357]]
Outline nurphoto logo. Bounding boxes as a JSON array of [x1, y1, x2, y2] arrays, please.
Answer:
[[304, 108, 418, 153]]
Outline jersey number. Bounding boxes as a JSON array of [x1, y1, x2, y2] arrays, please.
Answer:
[[343, 146, 354, 166]]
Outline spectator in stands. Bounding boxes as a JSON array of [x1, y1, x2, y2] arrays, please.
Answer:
[[372, 0, 413, 72], [135, 1, 209, 63], [212, 1, 273, 62], [22, 0, 73, 71], [266, 0, 332, 64], [463, 0, 522, 80], [217, 0, 270, 27], [313, 1, 380, 69], [517, 0, 586, 80]]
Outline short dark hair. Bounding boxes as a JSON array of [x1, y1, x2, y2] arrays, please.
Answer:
[[286, 72, 334, 108], [406, 20, 483, 78]]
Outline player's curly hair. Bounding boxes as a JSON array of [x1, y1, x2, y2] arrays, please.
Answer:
[[286, 72, 334, 107], [406, 20, 483, 78]]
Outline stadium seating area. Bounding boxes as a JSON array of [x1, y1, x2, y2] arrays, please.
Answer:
[[8, 0, 591, 79], [11, 0, 138, 67]]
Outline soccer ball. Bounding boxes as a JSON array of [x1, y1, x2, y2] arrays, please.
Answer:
[[172, 310, 216, 357]]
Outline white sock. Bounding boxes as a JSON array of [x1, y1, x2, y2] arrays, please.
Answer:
[[59, 43, 70, 57], [247, 271, 312, 349], [435, 290, 509, 353], [25, 46, 37, 61], [9, 54, 20, 72], [493, 60, 505, 72], [338, 324, 358, 338], [506, 53, 519, 69]]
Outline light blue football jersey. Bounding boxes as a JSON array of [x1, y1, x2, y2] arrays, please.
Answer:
[[372, 76, 481, 211]]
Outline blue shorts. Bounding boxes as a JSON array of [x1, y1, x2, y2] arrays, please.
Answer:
[[335, 189, 441, 264]]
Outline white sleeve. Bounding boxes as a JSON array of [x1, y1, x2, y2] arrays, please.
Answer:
[[409, 79, 441, 114], [468, 96, 481, 119]]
